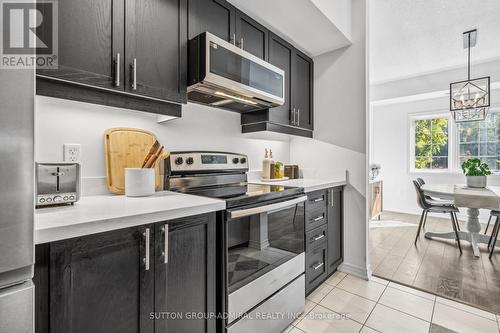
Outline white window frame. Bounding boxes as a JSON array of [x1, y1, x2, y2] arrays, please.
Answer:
[[408, 112, 455, 173]]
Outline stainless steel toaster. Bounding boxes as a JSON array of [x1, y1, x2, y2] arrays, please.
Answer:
[[36, 163, 81, 207]]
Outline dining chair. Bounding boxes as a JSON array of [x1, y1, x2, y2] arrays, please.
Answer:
[[488, 211, 500, 259], [413, 180, 462, 253], [415, 178, 458, 230], [484, 210, 500, 234]]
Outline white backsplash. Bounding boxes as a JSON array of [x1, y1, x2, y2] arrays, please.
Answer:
[[35, 96, 291, 195]]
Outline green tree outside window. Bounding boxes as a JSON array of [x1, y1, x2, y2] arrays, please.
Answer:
[[414, 118, 449, 169]]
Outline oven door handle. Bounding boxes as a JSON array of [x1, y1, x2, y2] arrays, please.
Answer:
[[228, 195, 307, 219]]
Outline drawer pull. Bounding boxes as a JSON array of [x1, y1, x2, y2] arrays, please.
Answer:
[[312, 262, 324, 270], [312, 234, 325, 241], [312, 215, 324, 222], [312, 197, 324, 203]]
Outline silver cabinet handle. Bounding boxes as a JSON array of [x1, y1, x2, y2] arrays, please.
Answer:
[[240, 38, 244, 49], [130, 58, 137, 90], [143, 228, 150, 271], [313, 234, 325, 241], [162, 224, 169, 264], [292, 108, 296, 125], [312, 215, 324, 222], [297, 108, 300, 126], [313, 197, 324, 203], [312, 262, 324, 270], [51, 172, 65, 176], [114, 53, 120, 87], [331, 189, 334, 207], [232, 33, 236, 45]]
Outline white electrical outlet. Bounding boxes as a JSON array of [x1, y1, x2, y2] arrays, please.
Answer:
[[63, 144, 81, 163]]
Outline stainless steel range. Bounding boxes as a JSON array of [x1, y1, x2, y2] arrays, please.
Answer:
[[165, 151, 306, 333]]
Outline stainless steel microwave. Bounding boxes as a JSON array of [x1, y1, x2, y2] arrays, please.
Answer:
[[188, 32, 285, 112]]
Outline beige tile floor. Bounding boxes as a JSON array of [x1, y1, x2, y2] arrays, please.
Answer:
[[283, 272, 500, 333]]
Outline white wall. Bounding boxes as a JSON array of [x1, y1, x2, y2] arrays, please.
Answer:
[[290, 0, 368, 278], [35, 96, 290, 194], [371, 90, 500, 222]]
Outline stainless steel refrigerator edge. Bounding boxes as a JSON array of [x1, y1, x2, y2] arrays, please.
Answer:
[[0, 64, 35, 332]]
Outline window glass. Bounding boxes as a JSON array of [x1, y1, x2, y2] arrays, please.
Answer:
[[414, 117, 449, 170], [458, 112, 500, 171]]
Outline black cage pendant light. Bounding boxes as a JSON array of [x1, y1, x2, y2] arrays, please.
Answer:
[[450, 29, 490, 123]]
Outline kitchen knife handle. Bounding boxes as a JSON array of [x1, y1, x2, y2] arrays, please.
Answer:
[[143, 228, 150, 271], [162, 224, 169, 264], [114, 53, 120, 87], [131, 58, 137, 90]]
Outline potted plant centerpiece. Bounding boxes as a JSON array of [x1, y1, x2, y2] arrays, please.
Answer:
[[462, 158, 491, 188]]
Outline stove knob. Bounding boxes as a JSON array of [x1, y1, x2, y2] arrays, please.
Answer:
[[53, 196, 62, 203], [232, 158, 239, 164], [240, 157, 247, 164], [175, 157, 184, 165], [186, 157, 194, 165]]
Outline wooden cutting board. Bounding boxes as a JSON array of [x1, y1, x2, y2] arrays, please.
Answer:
[[104, 128, 166, 194]]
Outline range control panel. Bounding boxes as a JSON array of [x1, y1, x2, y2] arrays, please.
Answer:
[[167, 152, 249, 174]]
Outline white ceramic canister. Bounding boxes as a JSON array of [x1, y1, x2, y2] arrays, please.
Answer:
[[125, 168, 156, 197]]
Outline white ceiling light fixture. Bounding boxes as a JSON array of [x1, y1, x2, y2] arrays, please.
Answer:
[[450, 29, 490, 123]]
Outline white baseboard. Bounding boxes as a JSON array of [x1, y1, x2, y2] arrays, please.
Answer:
[[338, 262, 369, 280]]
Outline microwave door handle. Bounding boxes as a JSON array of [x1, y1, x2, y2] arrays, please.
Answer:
[[228, 195, 307, 219]]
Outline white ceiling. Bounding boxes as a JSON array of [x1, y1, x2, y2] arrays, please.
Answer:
[[228, 0, 352, 57], [370, 0, 500, 84]]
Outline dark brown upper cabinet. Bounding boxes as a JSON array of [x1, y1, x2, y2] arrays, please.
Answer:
[[241, 32, 314, 138], [36, 0, 124, 91], [234, 10, 268, 60], [188, 0, 236, 42], [293, 49, 314, 130], [188, 0, 267, 60], [125, 0, 187, 102], [267, 32, 294, 124], [36, 0, 186, 116]]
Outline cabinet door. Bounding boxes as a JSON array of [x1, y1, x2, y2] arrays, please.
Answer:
[[235, 10, 268, 60], [327, 188, 343, 274], [49, 226, 154, 333], [293, 50, 313, 130], [268, 33, 293, 125], [188, 0, 235, 42], [154, 214, 216, 333], [37, 0, 124, 90], [125, 0, 187, 102]]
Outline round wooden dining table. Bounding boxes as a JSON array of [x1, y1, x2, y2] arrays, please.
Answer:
[[421, 184, 500, 257]]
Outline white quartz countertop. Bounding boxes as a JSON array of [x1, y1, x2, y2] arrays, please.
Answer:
[[35, 191, 226, 244], [249, 178, 346, 193]]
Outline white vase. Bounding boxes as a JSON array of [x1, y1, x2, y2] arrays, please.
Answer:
[[466, 176, 487, 188]]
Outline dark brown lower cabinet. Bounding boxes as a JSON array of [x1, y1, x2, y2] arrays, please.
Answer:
[[304, 187, 343, 295], [34, 213, 216, 333]]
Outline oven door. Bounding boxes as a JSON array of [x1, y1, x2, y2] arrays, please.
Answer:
[[225, 195, 306, 324]]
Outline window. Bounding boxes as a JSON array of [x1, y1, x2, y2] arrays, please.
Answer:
[[409, 110, 500, 173], [413, 117, 449, 170], [458, 112, 500, 171]]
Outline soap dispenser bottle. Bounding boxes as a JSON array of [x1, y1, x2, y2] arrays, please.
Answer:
[[261, 149, 271, 179]]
